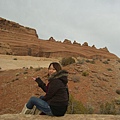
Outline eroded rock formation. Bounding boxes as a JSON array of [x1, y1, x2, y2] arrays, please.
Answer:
[[0, 17, 118, 59]]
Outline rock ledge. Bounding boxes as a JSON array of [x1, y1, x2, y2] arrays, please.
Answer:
[[0, 114, 120, 120]]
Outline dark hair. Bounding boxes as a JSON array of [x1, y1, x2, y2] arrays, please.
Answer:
[[48, 62, 62, 72]]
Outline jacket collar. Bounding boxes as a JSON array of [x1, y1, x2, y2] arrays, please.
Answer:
[[48, 70, 68, 82]]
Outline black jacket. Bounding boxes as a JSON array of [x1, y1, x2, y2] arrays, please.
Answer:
[[35, 70, 69, 116]]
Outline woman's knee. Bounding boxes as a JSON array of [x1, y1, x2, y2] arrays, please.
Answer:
[[29, 96, 37, 101], [27, 96, 37, 105], [26, 96, 37, 109], [39, 96, 44, 99]]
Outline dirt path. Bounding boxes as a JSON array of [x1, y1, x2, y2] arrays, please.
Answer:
[[0, 55, 59, 70]]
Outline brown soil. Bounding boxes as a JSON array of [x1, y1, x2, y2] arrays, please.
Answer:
[[0, 55, 120, 115]]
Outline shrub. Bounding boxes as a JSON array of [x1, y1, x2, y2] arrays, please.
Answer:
[[86, 59, 90, 63], [35, 67, 42, 71], [103, 61, 109, 64], [82, 71, 89, 76], [30, 66, 33, 69], [107, 68, 112, 71], [15, 73, 20, 76], [85, 59, 95, 64], [90, 60, 95, 64], [13, 58, 17, 60], [11, 78, 19, 82], [23, 71, 28, 74], [107, 59, 110, 61], [61, 57, 75, 66], [67, 94, 88, 114], [85, 104, 94, 114], [115, 99, 120, 105], [100, 101, 116, 114], [6, 52, 11, 55], [77, 59, 85, 64]]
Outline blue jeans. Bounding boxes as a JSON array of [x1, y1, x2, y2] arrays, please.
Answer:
[[26, 96, 53, 116]]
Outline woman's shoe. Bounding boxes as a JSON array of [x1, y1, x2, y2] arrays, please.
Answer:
[[20, 104, 32, 114]]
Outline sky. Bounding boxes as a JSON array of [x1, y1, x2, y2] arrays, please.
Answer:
[[0, 0, 120, 57]]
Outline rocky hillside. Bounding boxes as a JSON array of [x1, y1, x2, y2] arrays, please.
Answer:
[[0, 56, 120, 115], [0, 17, 118, 59]]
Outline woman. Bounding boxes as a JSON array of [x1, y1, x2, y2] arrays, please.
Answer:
[[21, 62, 69, 116]]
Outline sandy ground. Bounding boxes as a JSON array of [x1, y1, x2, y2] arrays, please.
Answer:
[[0, 54, 59, 70]]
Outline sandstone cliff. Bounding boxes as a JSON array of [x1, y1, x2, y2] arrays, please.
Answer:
[[0, 17, 118, 59]]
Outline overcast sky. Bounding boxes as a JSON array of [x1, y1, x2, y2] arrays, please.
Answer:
[[0, 0, 120, 57]]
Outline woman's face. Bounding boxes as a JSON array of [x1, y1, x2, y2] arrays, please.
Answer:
[[48, 64, 56, 76]]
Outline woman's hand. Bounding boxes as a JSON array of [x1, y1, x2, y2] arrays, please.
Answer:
[[33, 77, 44, 86], [32, 76, 39, 81], [32, 77, 36, 81], [32, 77, 46, 92]]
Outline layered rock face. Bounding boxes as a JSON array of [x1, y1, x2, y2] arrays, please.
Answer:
[[0, 17, 39, 56], [0, 17, 118, 59]]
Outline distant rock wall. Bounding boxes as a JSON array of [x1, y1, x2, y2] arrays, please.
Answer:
[[0, 17, 39, 55], [0, 17, 38, 37], [0, 17, 118, 59]]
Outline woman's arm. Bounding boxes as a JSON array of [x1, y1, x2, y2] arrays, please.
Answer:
[[35, 77, 47, 92]]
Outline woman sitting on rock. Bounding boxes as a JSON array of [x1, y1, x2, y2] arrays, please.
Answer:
[[21, 62, 69, 116]]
